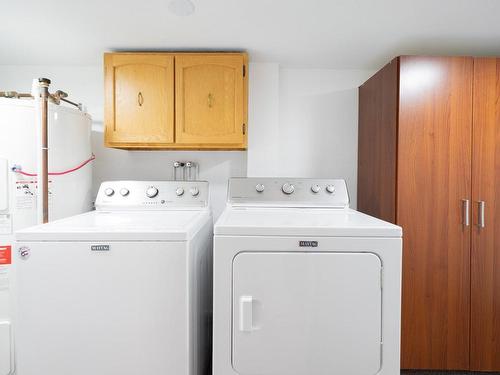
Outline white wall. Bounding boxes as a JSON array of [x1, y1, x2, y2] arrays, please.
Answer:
[[247, 65, 373, 208], [279, 68, 373, 208], [247, 63, 281, 176], [0, 63, 372, 213]]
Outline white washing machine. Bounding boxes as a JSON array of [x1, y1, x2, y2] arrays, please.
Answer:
[[213, 178, 402, 375], [14, 181, 213, 375]]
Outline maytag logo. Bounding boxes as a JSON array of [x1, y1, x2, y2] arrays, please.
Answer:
[[91, 245, 110, 252], [299, 241, 318, 247]]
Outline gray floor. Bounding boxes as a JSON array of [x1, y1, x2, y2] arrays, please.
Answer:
[[402, 372, 500, 374]]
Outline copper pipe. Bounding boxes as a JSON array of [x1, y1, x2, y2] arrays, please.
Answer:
[[3, 79, 84, 224], [38, 78, 50, 224]]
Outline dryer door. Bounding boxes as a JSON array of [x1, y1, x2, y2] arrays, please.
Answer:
[[232, 252, 382, 375]]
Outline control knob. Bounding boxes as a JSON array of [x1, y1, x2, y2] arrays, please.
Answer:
[[176, 187, 185, 196], [104, 188, 115, 197], [255, 184, 265, 193], [311, 184, 321, 194], [190, 187, 200, 196], [326, 184, 336, 194], [282, 183, 295, 195], [146, 186, 159, 198], [120, 188, 130, 196]]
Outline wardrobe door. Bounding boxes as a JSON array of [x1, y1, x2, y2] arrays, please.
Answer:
[[398, 56, 473, 370], [471, 57, 500, 372]]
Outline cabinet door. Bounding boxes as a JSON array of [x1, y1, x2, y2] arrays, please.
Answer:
[[398, 56, 473, 370], [471, 57, 500, 372], [104, 54, 174, 146], [175, 54, 247, 148]]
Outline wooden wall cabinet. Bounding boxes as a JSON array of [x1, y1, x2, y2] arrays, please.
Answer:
[[358, 56, 500, 372], [104, 52, 248, 150]]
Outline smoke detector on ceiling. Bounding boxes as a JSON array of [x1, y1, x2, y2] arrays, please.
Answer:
[[168, 0, 195, 16]]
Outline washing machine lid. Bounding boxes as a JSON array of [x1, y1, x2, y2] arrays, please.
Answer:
[[214, 207, 401, 238], [16, 209, 211, 242]]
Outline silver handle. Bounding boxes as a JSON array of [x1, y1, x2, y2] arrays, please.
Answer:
[[478, 201, 485, 228], [462, 199, 470, 226]]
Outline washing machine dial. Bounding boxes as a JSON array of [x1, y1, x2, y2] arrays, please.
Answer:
[[255, 184, 265, 193], [120, 188, 130, 196], [326, 184, 336, 194], [104, 188, 115, 197], [190, 187, 200, 196], [282, 183, 295, 195], [175, 187, 185, 196], [146, 186, 159, 198], [311, 184, 321, 194]]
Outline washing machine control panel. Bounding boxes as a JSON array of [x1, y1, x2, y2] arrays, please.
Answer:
[[95, 181, 209, 210], [228, 178, 349, 208]]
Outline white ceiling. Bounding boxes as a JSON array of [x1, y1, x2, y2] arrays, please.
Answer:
[[1, 0, 500, 69]]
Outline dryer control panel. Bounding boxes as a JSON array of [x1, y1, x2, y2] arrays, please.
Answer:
[[228, 178, 349, 208], [95, 181, 209, 210]]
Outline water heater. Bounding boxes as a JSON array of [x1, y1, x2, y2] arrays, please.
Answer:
[[0, 96, 93, 375]]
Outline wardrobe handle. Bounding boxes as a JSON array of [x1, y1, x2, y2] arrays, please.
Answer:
[[462, 199, 470, 226], [477, 201, 485, 229]]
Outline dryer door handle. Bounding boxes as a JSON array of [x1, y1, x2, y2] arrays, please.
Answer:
[[239, 296, 254, 332]]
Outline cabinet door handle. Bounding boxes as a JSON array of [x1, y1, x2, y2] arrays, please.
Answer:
[[207, 93, 214, 108], [138, 92, 144, 107], [477, 201, 485, 228], [462, 199, 470, 226]]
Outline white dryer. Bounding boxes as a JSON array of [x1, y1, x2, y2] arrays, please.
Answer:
[[213, 178, 402, 375], [14, 181, 213, 375]]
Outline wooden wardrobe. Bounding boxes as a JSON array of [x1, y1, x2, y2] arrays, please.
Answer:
[[358, 56, 500, 372]]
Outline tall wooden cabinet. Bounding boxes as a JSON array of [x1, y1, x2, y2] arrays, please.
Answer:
[[358, 56, 500, 372]]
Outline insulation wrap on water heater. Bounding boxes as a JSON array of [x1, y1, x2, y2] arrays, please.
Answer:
[[0, 97, 93, 234]]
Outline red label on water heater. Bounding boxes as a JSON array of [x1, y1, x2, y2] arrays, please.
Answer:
[[0, 245, 12, 265]]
